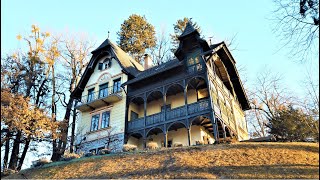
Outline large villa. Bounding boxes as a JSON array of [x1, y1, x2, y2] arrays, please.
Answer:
[[71, 21, 250, 153]]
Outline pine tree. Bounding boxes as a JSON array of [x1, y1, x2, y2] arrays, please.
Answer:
[[267, 106, 319, 141], [118, 14, 156, 63]]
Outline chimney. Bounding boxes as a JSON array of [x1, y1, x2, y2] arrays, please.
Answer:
[[143, 54, 153, 69]]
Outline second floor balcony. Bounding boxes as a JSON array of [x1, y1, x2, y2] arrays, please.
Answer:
[[128, 99, 211, 132], [76, 86, 122, 111]]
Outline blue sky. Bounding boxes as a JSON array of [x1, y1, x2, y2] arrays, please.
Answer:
[[1, 0, 318, 169], [1, 0, 317, 97]]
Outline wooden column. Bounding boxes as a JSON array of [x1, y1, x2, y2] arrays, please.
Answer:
[[187, 128, 191, 146], [183, 79, 188, 115], [164, 133, 168, 148], [213, 123, 219, 143], [163, 86, 167, 122], [223, 124, 227, 140], [144, 93, 147, 127]]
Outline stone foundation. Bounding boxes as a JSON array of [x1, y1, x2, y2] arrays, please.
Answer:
[[78, 133, 124, 153]]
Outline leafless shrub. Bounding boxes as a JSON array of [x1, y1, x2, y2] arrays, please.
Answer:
[[122, 144, 137, 152]]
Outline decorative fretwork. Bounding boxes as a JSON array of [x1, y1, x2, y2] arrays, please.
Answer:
[[128, 99, 210, 132], [128, 117, 144, 131]]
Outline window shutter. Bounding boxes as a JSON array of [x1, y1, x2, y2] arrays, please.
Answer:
[[98, 63, 103, 70]]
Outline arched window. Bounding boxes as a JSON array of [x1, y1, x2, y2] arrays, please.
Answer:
[[98, 53, 113, 70]]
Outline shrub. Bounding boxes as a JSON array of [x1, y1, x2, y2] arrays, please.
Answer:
[[32, 158, 52, 167], [123, 144, 137, 152], [1, 169, 17, 177], [195, 140, 204, 145], [98, 148, 111, 155], [147, 142, 158, 150], [173, 142, 183, 147], [61, 152, 81, 161]]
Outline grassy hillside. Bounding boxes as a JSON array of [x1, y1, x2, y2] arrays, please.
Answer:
[[5, 142, 319, 179]]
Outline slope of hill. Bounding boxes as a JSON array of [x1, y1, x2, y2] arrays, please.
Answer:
[[5, 142, 319, 179]]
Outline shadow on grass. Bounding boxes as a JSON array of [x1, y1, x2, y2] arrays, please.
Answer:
[[226, 142, 319, 153], [78, 163, 319, 179]]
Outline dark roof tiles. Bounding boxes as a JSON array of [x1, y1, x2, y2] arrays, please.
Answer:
[[178, 21, 199, 39], [123, 59, 182, 85]]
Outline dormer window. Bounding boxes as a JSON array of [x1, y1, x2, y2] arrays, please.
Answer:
[[98, 52, 113, 70], [98, 58, 112, 70]]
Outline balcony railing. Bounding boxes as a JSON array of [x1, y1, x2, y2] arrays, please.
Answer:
[[188, 99, 210, 114], [166, 106, 186, 120], [76, 86, 122, 111], [146, 112, 165, 126], [128, 117, 144, 131], [128, 99, 210, 131]]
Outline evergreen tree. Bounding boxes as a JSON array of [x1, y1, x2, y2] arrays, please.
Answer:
[[267, 105, 319, 142], [118, 14, 156, 64]]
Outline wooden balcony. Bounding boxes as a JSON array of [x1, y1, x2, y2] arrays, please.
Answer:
[[76, 86, 122, 112], [128, 99, 211, 132]]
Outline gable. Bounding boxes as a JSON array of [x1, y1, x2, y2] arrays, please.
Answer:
[[85, 55, 123, 87], [72, 39, 143, 98]]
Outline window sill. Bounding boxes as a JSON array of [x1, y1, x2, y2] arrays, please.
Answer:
[[88, 126, 111, 134]]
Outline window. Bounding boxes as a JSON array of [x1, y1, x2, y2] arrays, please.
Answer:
[[186, 50, 203, 73], [98, 57, 112, 70], [97, 146, 104, 154], [90, 114, 100, 131], [130, 111, 139, 121], [197, 88, 209, 100], [187, 56, 200, 66], [89, 149, 96, 155], [99, 83, 109, 98], [113, 78, 121, 93], [90, 111, 110, 131], [101, 111, 110, 128], [87, 88, 95, 102]]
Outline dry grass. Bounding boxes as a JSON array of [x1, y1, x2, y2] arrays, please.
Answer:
[[5, 142, 319, 179]]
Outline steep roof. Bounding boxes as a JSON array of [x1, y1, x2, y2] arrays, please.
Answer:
[[178, 21, 200, 40], [123, 59, 182, 85], [212, 42, 250, 110], [71, 39, 143, 98]]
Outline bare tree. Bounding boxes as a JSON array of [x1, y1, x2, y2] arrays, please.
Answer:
[[51, 34, 94, 161], [272, 0, 319, 61], [246, 68, 295, 137], [150, 27, 172, 65], [300, 61, 319, 128]]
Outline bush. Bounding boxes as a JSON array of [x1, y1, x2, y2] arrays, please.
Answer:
[[32, 158, 52, 167], [173, 142, 183, 147], [195, 140, 204, 145], [98, 148, 111, 155], [147, 142, 158, 149], [61, 152, 81, 161], [123, 144, 137, 152], [1, 169, 17, 177]]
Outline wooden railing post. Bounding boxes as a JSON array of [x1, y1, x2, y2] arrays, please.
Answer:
[[144, 92, 147, 128]]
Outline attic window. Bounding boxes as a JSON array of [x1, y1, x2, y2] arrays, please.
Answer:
[[98, 58, 112, 70]]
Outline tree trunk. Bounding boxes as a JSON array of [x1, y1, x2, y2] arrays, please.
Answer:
[[50, 64, 58, 161], [17, 137, 31, 171], [8, 131, 21, 170], [51, 97, 74, 161], [69, 101, 78, 153], [3, 129, 11, 170]]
